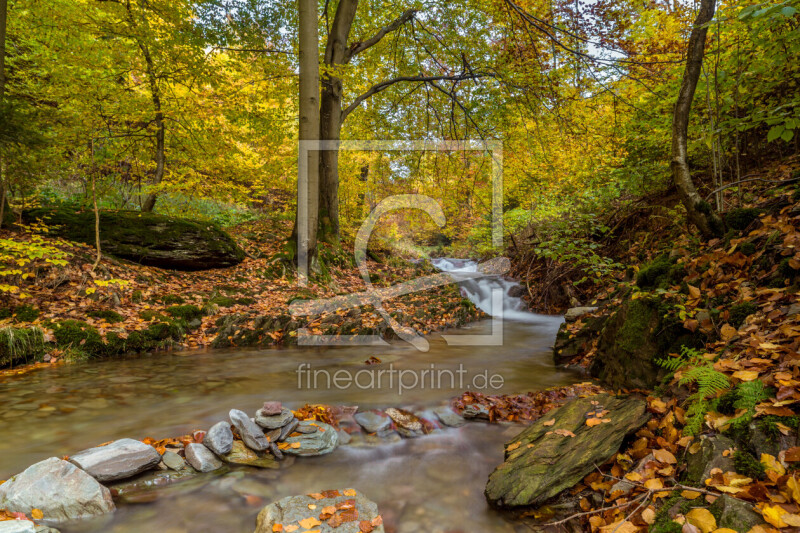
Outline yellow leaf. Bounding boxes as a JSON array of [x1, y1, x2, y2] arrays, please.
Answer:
[[343, 489, 357, 496], [686, 508, 717, 533], [625, 472, 643, 482], [641, 507, 656, 525], [506, 442, 521, 452], [682, 490, 702, 499], [720, 324, 738, 341], [653, 449, 677, 464], [787, 475, 800, 504], [760, 454, 785, 476], [586, 418, 603, 427], [733, 370, 759, 382], [761, 504, 788, 528], [644, 478, 664, 490], [688, 285, 701, 298], [297, 517, 321, 529], [31, 509, 44, 520], [542, 418, 555, 426]]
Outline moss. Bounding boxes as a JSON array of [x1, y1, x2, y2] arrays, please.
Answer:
[[0, 326, 46, 367], [208, 296, 237, 307], [131, 290, 144, 303], [650, 496, 690, 533], [162, 294, 185, 305], [13, 304, 40, 322], [728, 301, 758, 328], [0, 307, 11, 320], [733, 450, 765, 480], [236, 297, 256, 305], [779, 258, 800, 279], [725, 208, 763, 231], [87, 309, 125, 324], [636, 255, 684, 289], [52, 320, 105, 356], [756, 415, 800, 441], [165, 305, 202, 321], [138, 310, 168, 322], [740, 242, 756, 256], [145, 321, 184, 342]]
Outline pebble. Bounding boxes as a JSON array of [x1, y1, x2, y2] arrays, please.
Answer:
[[184, 443, 223, 473], [259, 401, 283, 416], [254, 407, 294, 429], [205, 421, 234, 456]]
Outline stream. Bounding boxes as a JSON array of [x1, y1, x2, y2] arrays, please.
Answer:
[[0, 260, 581, 532]]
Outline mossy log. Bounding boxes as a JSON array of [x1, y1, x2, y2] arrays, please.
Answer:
[[23, 207, 245, 271]]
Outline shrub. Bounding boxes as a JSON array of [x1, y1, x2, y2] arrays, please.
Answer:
[[52, 320, 105, 356]]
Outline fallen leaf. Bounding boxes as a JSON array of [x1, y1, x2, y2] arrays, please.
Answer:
[[653, 449, 677, 464], [686, 508, 717, 533], [543, 418, 555, 426], [298, 517, 321, 529], [31, 509, 43, 520]]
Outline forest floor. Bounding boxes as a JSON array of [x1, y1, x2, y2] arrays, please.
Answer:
[[0, 215, 481, 377]]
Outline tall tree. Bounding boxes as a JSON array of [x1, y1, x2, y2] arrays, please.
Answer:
[[670, 0, 724, 239], [296, 0, 320, 268], [0, 0, 8, 228], [316, 0, 487, 243]]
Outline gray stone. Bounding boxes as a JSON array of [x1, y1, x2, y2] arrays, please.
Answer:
[[282, 421, 338, 456], [354, 410, 392, 433], [255, 407, 294, 429], [254, 488, 384, 533], [684, 435, 736, 485], [433, 406, 465, 427], [230, 409, 269, 451], [185, 443, 223, 472], [485, 394, 649, 508], [161, 450, 190, 472], [0, 457, 115, 521], [68, 438, 161, 482], [709, 494, 764, 532], [278, 418, 300, 441], [205, 421, 234, 456], [609, 453, 655, 497], [564, 306, 598, 322]]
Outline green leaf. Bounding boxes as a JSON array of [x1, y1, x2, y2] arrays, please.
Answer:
[[781, 129, 795, 142], [781, 6, 797, 17], [768, 124, 785, 143]]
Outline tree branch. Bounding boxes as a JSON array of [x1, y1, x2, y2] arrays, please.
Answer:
[[345, 9, 417, 62], [340, 72, 489, 123]]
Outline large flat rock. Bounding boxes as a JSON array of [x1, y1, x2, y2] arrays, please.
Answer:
[[254, 488, 384, 533], [68, 438, 161, 482], [485, 393, 649, 509], [0, 457, 115, 522]]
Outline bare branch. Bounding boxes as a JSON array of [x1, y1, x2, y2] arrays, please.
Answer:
[[340, 72, 490, 123], [345, 9, 417, 62]]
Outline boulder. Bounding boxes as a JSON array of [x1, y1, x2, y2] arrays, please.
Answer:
[[564, 306, 598, 322], [553, 314, 606, 366], [220, 441, 280, 469], [229, 409, 269, 451], [589, 297, 699, 389], [709, 494, 764, 532], [353, 410, 392, 433], [205, 421, 234, 456], [68, 438, 161, 482], [485, 394, 649, 508], [184, 443, 223, 473], [0, 522, 57, 533], [282, 421, 338, 456], [0, 457, 115, 521], [23, 207, 245, 271], [254, 488, 384, 533], [684, 435, 736, 485]]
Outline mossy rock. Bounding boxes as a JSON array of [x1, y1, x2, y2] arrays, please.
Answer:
[[22, 207, 246, 271], [145, 321, 185, 342], [484, 394, 648, 508], [87, 309, 125, 324], [165, 305, 203, 321], [590, 297, 700, 389], [636, 255, 685, 290], [161, 294, 185, 305], [208, 296, 237, 307], [52, 319, 105, 356], [0, 326, 46, 367], [725, 208, 763, 231], [708, 495, 763, 532]]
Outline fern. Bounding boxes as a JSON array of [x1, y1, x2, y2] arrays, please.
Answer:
[[659, 346, 731, 435], [729, 381, 771, 427]]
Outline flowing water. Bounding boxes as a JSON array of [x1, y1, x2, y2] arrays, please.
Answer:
[[0, 260, 582, 532]]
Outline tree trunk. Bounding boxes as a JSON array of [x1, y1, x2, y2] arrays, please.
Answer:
[[293, 0, 321, 268], [318, 0, 358, 243], [90, 139, 102, 271], [0, 0, 8, 230], [140, 47, 165, 212], [671, 0, 724, 239]]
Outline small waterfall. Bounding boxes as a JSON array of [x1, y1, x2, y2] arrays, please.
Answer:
[[432, 258, 546, 322]]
